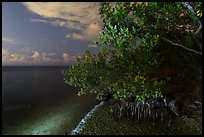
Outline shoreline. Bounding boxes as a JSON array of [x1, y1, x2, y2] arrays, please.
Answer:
[[2, 94, 98, 135], [78, 101, 202, 135], [69, 101, 104, 135]]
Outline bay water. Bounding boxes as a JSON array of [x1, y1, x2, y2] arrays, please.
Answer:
[[2, 66, 97, 135]]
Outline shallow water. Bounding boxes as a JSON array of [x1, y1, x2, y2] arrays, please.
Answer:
[[2, 66, 97, 135]]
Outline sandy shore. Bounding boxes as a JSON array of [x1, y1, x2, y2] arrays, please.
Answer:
[[79, 101, 202, 135], [2, 93, 98, 135]]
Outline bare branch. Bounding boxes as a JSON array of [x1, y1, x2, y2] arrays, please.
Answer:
[[161, 37, 202, 55], [195, 23, 202, 35], [193, 35, 202, 51]]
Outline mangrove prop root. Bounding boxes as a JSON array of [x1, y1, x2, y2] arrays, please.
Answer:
[[109, 97, 179, 124]]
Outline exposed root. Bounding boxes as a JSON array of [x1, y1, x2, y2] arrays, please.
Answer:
[[109, 97, 179, 124]]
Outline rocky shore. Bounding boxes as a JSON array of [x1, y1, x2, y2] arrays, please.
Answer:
[[79, 101, 202, 135]]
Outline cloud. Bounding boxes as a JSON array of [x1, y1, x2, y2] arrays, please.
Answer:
[[31, 51, 41, 62], [62, 53, 82, 64], [2, 48, 59, 65], [2, 37, 15, 44], [41, 52, 56, 62], [33, 19, 84, 31], [23, 2, 100, 24], [62, 53, 69, 62], [30, 18, 48, 23], [2, 49, 75, 65], [31, 51, 57, 63], [2, 49, 30, 64], [62, 53, 69, 58], [30, 18, 70, 28], [71, 55, 82, 60], [42, 52, 56, 57], [88, 44, 97, 48], [71, 33, 85, 40], [23, 2, 102, 41], [3, 37, 29, 46], [69, 23, 101, 40], [86, 23, 101, 36], [2, 49, 10, 56], [50, 20, 67, 27], [65, 34, 71, 38], [2, 49, 59, 65], [20, 47, 33, 53], [9, 54, 29, 63]]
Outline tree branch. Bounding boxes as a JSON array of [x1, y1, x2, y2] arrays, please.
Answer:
[[181, 2, 202, 35], [161, 37, 202, 55], [193, 34, 202, 51], [195, 23, 202, 35]]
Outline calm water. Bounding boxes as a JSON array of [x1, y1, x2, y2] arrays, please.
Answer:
[[2, 66, 74, 105], [2, 66, 97, 135]]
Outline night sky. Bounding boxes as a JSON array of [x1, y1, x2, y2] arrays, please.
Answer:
[[2, 2, 102, 66]]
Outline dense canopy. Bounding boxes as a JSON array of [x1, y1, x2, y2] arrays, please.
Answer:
[[62, 2, 202, 103]]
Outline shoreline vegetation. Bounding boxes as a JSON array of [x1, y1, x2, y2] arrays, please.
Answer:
[[77, 100, 202, 135], [62, 2, 202, 135]]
